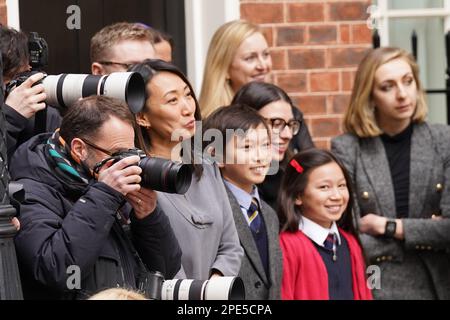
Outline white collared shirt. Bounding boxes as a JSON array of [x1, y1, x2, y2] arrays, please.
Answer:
[[299, 216, 342, 248]]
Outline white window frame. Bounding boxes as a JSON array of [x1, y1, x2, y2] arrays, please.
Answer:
[[373, 0, 450, 46], [372, 0, 450, 124]]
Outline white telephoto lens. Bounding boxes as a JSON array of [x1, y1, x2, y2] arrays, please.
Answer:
[[103, 72, 131, 101], [42, 75, 61, 107], [161, 279, 179, 300], [103, 72, 145, 113], [42, 72, 145, 113], [204, 277, 236, 300], [177, 279, 194, 300], [62, 74, 89, 108]]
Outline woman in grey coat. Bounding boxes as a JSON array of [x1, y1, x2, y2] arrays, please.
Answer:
[[332, 47, 450, 299], [130, 59, 243, 280]]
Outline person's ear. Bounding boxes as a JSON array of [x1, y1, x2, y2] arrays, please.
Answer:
[[205, 145, 223, 167], [205, 145, 214, 155], [71, 138, 88, 161], [136, 112, 151, 128], [294, 195, 303, 206], [91, 62, 106, 75]]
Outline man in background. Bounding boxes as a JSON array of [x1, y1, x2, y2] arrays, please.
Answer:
[[90, 22, 156, 74]]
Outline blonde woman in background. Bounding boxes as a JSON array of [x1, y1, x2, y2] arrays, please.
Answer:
[[200, 20, 271, 117], [89, 288, 147, 300], [200, 20, 314, 152]]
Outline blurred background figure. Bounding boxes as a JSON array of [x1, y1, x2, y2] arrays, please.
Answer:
[[152, 28, 174, 63], [133, 23, 174, 63]]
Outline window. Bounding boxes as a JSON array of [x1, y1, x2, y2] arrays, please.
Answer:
[[373, 0, 450, 124]]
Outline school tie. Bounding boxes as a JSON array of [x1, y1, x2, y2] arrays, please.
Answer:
[[247, 197, 262, 234], [323, 233, 335, 250], [324, 233, 337, 262]]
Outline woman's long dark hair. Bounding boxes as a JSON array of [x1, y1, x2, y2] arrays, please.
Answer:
[[232, 81, 294, 111], [231, 82, 298, 165], [129, 59, 203, 178], [277, 148, 358, 239]]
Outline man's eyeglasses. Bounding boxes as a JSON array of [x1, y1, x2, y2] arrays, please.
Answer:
[[98, 61, 136, 70], [82, 138, 114, 156], [265, 118, 301, 135]]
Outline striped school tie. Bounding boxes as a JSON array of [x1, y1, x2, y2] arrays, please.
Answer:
[[247, 197, 262, 233], [324, 233, 337, 262]]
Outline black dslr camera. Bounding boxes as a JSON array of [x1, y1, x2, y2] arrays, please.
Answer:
[[4, 31, 48, 98], [4, 70, 43, 98], [96, 148, 193, 194], [28, 32, 48, 70]]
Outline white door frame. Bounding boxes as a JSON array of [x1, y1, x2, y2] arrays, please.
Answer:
[[6, 0, 20, 30]]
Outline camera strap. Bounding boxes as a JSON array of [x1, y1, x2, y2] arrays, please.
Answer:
[[92, 156, 116, 178], [114, 205, 152, 278], [34, 107, 47, 136]]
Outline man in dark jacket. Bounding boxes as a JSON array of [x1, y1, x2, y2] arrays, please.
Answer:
[[10, 95, 181, 299]]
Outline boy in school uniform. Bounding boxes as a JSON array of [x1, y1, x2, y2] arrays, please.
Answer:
[[203, 104, 283, 300]]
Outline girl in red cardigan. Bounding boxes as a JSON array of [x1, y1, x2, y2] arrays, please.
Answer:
[[278, 149, 372, 300]]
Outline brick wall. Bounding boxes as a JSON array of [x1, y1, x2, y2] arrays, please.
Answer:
[[0, 0, 7, 26], [241, 0, 372, 148]]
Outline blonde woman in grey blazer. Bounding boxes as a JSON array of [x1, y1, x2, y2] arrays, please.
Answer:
[[332, 47, 450, 299]]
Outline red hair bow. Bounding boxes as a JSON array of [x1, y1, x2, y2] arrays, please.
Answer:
[[290, 159, 304, 174]]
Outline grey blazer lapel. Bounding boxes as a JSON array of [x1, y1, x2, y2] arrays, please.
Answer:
[[409, 123, 433, 218], [360, 137, 397, 218], [224, 186, 269, 285], [260, 201, 279, 287]]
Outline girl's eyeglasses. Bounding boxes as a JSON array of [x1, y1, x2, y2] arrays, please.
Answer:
[[265, 118, 301, 135]]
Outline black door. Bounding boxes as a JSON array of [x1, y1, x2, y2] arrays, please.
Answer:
[[18, 0, 186, 74]]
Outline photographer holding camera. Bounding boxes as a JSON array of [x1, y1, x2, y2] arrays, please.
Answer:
[[0, 26, 61, 161], [10, 95, 181, 299]]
